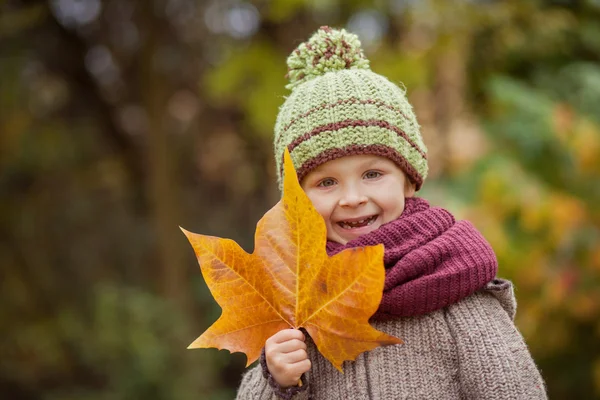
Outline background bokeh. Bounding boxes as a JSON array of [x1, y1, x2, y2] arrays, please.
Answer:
[[1, 0, 599, 399]]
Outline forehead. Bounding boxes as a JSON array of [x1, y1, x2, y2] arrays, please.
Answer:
[[310, 154, 395, 174]]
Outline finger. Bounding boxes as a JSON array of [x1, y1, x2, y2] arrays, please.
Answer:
[[275, 339, 307, 354], [278, 359, 311, 385], [281, 349, 308, 364], [289, 358, 311, 375], [269, 328, 305, 344]]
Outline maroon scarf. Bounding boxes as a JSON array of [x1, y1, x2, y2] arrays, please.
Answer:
[[326, 197, 498, 320]]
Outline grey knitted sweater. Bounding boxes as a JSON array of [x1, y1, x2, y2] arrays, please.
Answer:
[[235, 279, 547, 399]]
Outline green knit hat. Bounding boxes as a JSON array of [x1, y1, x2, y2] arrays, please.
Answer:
[[274, 26, 428, 191]]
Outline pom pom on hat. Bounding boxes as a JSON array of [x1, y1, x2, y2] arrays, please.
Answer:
[[285, 26, 370, 90]]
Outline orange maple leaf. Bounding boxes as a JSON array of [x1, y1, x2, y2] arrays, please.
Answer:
[[181, 149, 402, 372]]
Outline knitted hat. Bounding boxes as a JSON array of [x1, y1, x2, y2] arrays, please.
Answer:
[[274, 26, 428, 191]]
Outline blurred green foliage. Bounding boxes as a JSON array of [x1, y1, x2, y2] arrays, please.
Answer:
[[1, 0, 599, 399]]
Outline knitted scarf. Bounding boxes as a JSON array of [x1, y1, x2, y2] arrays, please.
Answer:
[[326, 197, 498, 319]]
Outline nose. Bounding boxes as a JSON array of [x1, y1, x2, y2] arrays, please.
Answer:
[[338, 184, 368, 208]]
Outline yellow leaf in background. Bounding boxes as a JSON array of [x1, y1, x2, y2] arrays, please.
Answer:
[[181, 149, 401, 371], [548, 193, 586, 245], [572, 119, 600, 174]]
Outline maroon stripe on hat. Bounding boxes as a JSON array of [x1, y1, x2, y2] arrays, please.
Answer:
[[287, 119, 427, 160], [281, 97, 412, 134], [293, 144, 424, 191]]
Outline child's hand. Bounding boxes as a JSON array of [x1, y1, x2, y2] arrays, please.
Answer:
[[265, 329, 311, 388]]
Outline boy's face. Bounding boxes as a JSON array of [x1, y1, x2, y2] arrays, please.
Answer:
[[301, 154, 415, 245]]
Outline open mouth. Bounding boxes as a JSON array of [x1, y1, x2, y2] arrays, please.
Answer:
[[337, 215, 378, 230]]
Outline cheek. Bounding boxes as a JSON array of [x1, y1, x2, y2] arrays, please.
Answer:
[[379, 194, 405, 219], [317, 203, 335, 222], [306, 194, 332, 220]]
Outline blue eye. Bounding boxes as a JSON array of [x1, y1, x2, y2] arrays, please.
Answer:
[[318, 178, 336, 187], [364, 171, 381, 179]]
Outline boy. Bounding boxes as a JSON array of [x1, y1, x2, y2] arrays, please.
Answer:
[[236, 26, 547, 399]]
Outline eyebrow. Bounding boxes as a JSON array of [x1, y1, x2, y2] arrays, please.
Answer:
[[360, 158, 386, 168], [310, 157, 387, 179]]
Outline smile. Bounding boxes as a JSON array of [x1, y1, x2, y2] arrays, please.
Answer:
[[337, 215, 378, 230]]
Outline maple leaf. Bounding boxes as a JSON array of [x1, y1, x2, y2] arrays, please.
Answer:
[[181, 149, 402, 372]]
